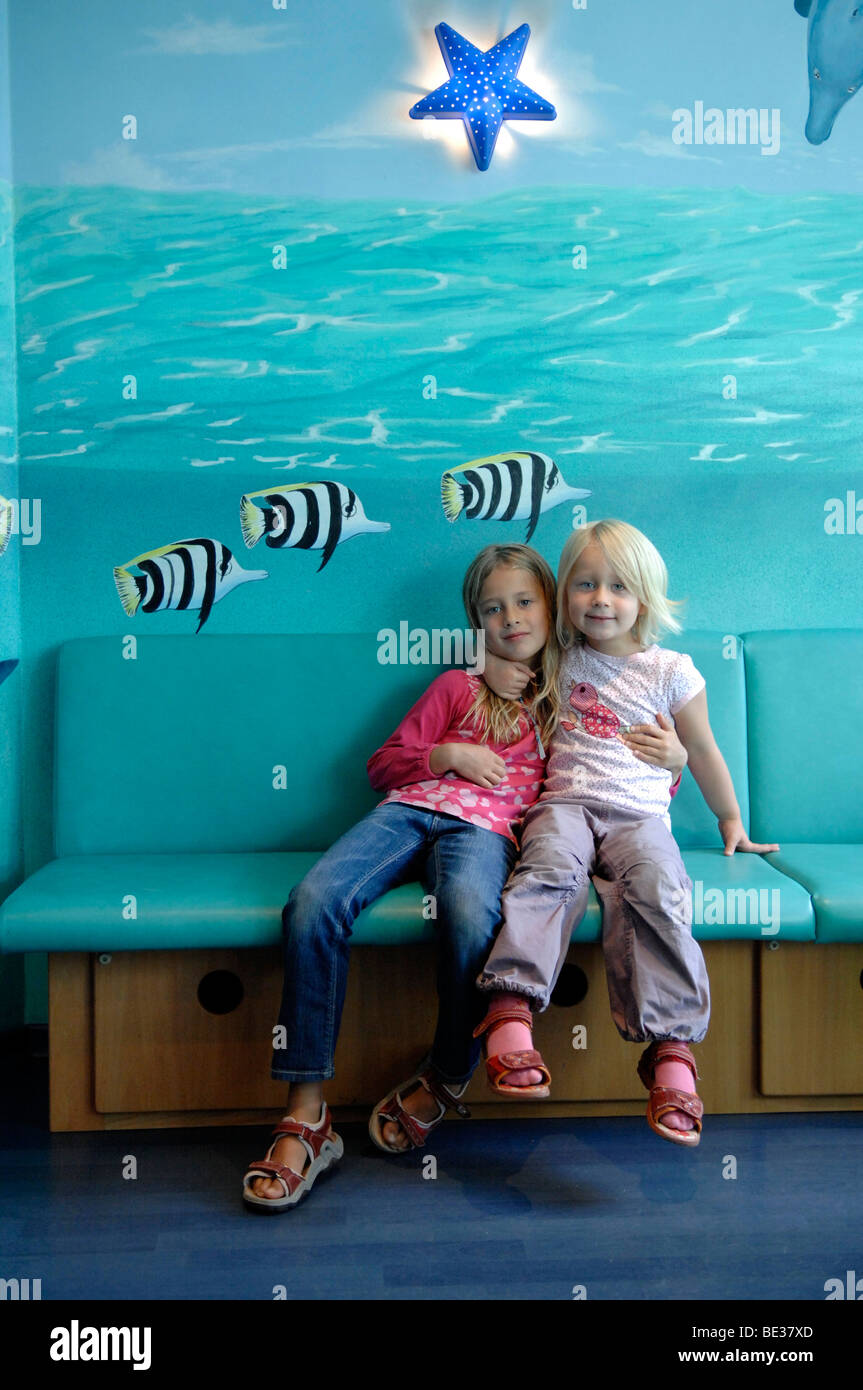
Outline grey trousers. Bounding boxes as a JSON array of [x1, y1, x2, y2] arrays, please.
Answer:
[[477, 800, 710, 1044]]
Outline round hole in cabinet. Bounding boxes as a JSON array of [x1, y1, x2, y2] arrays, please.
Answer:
[[550, 963, 588, 1007], [197, 969, 244, 1015]]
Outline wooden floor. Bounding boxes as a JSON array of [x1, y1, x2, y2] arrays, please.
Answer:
[[3, 1050, 863, 1302]]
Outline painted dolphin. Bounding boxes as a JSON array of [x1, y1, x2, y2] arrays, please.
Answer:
[[796, 0, 863, 144]]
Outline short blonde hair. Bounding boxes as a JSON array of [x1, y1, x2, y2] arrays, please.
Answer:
[[556, 520, 684, 649], [462, 543, 561, 746]]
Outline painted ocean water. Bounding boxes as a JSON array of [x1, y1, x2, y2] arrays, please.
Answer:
[[10, 181, 863, 481]]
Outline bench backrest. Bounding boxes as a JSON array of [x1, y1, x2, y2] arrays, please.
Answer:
[[743, 629, 863, 844], [56, 635, 437, 855], [664, 631, 749, 849], [55, 631, 750, 855]]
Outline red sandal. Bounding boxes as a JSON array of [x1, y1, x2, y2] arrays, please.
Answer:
[[473, 997, 551, 1098], [242, 1103, 344, 1210], [369, 1062, 471, 1153], [637, 1040, 703, 1147]]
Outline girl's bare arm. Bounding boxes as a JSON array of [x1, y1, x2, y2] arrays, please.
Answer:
[[673, 690, 779, 856]]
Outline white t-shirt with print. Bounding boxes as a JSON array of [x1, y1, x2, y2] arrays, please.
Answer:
[[541, 641, 705, 825]]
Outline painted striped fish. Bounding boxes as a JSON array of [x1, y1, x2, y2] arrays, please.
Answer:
[[113, 538, 267, 633], [0, 495, 12, 558], [441, 452, 590, 542], [240, 481, 390, 571]]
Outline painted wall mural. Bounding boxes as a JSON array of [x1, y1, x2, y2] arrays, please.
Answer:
[[0, 493, 11, 557], [113, 539, 267, 633], [2, 0, 863, 909], [240, 482, 390, 568], [796, 0, 863, 144], [440, 453, 589, 541]]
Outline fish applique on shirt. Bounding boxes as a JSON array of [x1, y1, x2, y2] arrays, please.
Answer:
[[560, 681, 634, 739], [540, 643, 705, 824]]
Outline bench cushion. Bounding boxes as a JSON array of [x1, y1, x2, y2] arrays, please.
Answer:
[[573, 850, 813, 943], [0, 849, 813, 953], [0, 854, 436, 953], [763, 845, 863, 942]]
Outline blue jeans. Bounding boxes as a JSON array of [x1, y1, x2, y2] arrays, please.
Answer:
[[271, 801, 517, 1086]]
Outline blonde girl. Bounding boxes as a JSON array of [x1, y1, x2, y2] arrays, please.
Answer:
[[474, 520, 777, 1146]]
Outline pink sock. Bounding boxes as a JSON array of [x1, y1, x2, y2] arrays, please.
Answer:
[[484, 994, 543, 1086]]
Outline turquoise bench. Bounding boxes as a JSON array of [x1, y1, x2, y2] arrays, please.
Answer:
[[2, 629, 853, 958], [744, 631, 863, 942]]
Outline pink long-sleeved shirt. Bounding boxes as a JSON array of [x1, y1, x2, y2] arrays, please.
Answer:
[[366, 669, 545, 844], [367, 667, 683, 844]]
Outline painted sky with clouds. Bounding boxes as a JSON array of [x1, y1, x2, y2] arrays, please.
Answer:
[[2, 0, 863, 196]]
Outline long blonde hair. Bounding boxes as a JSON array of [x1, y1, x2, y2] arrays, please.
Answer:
[[461, 543, 561, 747], [556, 520, 684, 649]]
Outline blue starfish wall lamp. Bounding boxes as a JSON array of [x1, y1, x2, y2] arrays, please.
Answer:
[[410, 21, 556, 171]]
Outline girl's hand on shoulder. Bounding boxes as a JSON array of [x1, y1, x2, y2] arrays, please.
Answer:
[[481, 651, 534, 701], [449, 742, 508, 789], [718, 815, 780, 857], [619, 711, 687, 778]]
